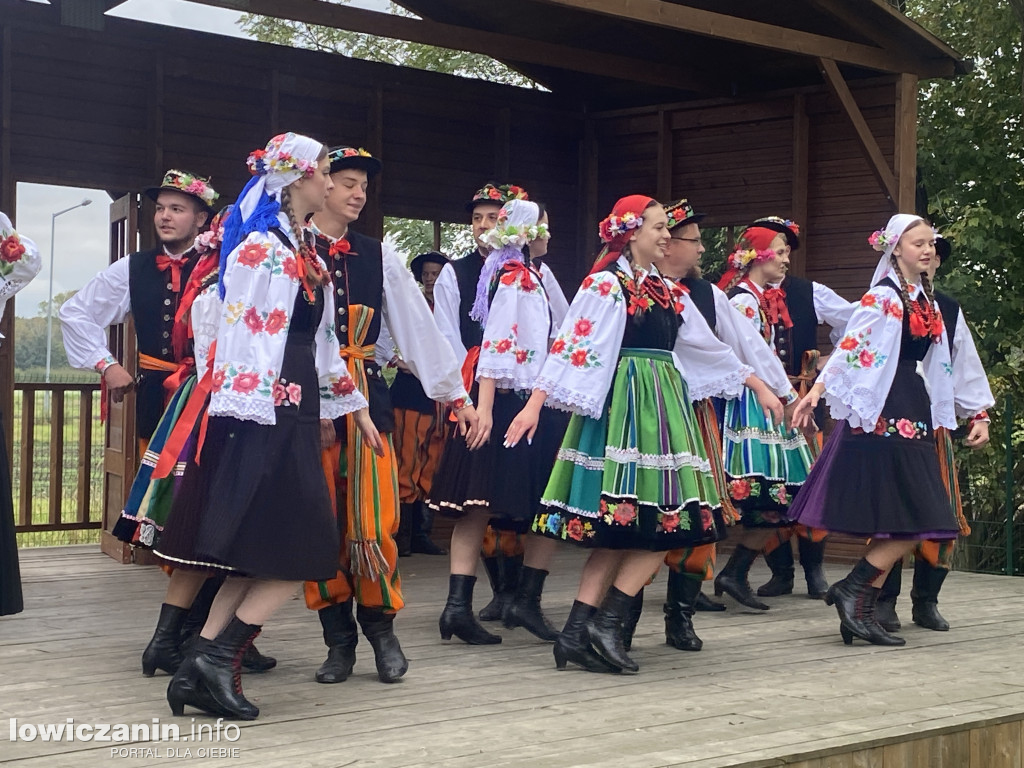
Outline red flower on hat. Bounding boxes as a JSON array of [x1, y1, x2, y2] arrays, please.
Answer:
[[488, 188, 501, 200]]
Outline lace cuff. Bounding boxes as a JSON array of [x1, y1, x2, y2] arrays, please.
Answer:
[[321, 391, 369, 420], [208, 393, 276, 426], [476, 364, 536, 394], [687, 364, 753, 402], [536, 375, 604, 419]]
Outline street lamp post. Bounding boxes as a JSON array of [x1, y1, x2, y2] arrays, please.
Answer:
[[45, 199, 92, 386]]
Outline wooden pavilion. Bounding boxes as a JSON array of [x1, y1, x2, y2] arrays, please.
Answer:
[[0, 0, 964, 552]]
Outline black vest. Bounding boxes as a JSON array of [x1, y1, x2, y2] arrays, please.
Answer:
[[128, 247, 197, 438], [935, 289, 960, 355], [453, 249, 487, 351], [317, 229, 394, 433], [680, 276, 717, 332], [780, 275, 818, 378]]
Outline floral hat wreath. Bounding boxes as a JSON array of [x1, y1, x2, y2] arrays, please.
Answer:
[[590, 195, 657, 275], [465, 182, 530, 212], [663, 198, 705, 231], [598, 209, 644, 243], [716, 216, 800, 290], [327, 145, 382, 179], [479, 203, 551, 251], [144, 170, 220, 212], [470, 199, 542, 325]]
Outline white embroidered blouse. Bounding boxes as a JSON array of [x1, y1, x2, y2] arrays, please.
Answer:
[[947, 303, 995, 420], [818, 268, 955, 432], [0, 213, 41, 345], [207, 213, 366, 425], [535, 256, 753, 419]]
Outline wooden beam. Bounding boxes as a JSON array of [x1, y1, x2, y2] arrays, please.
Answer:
[[192, 0, 726, 93], [495, 107, 511, 182], [894, 73, 919, 212], [789, 94, 809, 277], [818, 58, 898, 206], [534, 0, 954, 78]]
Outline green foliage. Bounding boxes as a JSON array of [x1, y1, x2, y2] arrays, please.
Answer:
[[909, 0, 1024, 572], [384, 217, 475, 265], [14, 290, 78, 371]]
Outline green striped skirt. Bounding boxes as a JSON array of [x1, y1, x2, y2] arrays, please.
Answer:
[[722, 388, 813, 526], [534, 348, 723, 551]]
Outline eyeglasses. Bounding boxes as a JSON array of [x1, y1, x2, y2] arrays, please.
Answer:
[[671, 237, 703, 245]]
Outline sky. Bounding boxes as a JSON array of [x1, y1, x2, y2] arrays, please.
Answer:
[[13, 0, 389, 317]]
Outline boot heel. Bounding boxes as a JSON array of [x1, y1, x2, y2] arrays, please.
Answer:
[[713, 583, 724, 597], [553, 645, 567, 670], [167, 691, 186, 717], [840, 625, 853, 645], [142, 660, 157, 678]]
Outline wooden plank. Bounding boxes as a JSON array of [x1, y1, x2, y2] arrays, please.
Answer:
[[818, 57, 898, 206], [76, 388, 93, 523], [535, 0, 956, 77], [656, 109, 672, 200], [790, 94, 809, 277], [17, 387, 34, 526], [894, 72, 919, 212], [47, 389, 65, 526], [970, 720, 1022, 767]]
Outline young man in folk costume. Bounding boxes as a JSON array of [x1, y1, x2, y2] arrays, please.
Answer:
[[305, 147, 476, 684], [875, 232, 992, 633], [378, 250, 452, 557], [715, 217, 854, 609], [431, 183, 532, 622]]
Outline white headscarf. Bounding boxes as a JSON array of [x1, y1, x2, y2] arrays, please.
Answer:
[[470, 200, 542, 325], [869, 213, 925, 287]]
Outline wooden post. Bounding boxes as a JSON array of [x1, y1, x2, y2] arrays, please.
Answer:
[[894, 73, 919, 213], [576, 117, 599, 281], [363, 85, 385, 240], [656, 109, 673, 201], [790, 94, 810, 277]]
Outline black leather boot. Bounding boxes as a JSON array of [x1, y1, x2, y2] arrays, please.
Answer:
[[825, 559, 905, 646], [396, 503, 414, 558], [586, 587, 640, 673], [756, 541, 795, 597], [166, 616, 260, 720], [715, 545, 770, 610], [911, 559, 950, 631], [504, 565, 559, 641], [315, 600, 358, 684], [876, 561, 902, 632], [664, 572, 703, 651], [179, 576, 222, 655], [478, 553, 521, 622], [621, 588, 645, 652], [143, 603, 189, 677], [553, 601, 621, 673], [411, 500, 447, 555], [798, 535, 830, 599], [357, 605, 409, 683], [439, 574, 502, 644], [694, 589, 726, 612]]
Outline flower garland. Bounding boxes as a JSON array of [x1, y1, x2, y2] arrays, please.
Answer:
[[470, 183, 530, 205], [598, 211, 643, 243], [754, 216, 800, 235], [158, 170, 219, 209], [247, 134, 318, 178], [479, 219, 550, 250], [868, 229, 898, 252], [727, 245, 776, 271]]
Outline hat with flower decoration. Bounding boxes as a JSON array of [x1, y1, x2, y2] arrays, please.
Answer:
[[144, 170, 220, 213], [663, 198, 705, 231], [465, 182, 530, 213], [327, 145, 382, 179]]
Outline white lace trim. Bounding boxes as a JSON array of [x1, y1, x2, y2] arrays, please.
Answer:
[[536, 375, 604, 419], [541, 495, 718, 520], [208, 394, 276, 425], [153, 550, 239, 572], [321, 392, 368, 420], [556, 448, 605, 471], [724, 426, 807, 450], [688, 365, 753, 402], [604, 446, 711, 473], [475, 365, 536, 394]]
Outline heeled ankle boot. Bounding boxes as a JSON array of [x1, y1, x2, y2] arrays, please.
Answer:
[[876, 562, 902, 632], [503, 566, 559, 641], [694, 589, 726, 612], [166, 616, 261, 720], [715, 545, 770, 610], [825, 559, 905, 647], [411, 500, 447, 555], [357, 605, 409, 683], [621, 588, 645, 652], [553, 600, 621, 673], [586, 587, 640, 673], [315, 600, 358, 684], [798, 536, 829, 599], [143, 603, 189, 677], [478, 554, 521, 622], [664, 572, 703, 652], [179, 576, 222, 655], [911, 560, 950, 631], [439, 574, 502, 644], [756, 542, 795, 597]]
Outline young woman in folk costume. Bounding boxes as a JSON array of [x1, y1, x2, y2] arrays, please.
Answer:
[[713, 218, 819, 611], [430, 199, 566, 645], [875, 231, 992, 634], [156, 133, 381, 719], [653, 200, 801, 651], [790, 214, 960, 646], [505, 196, 785, 673]]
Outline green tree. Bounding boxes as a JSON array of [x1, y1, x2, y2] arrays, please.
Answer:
[[384, 217, 475, 265]]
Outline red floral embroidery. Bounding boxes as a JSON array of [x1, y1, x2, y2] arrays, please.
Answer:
[[264, 308, 287, 335], [232, 371, 261, 394], [839, 336, 858, 351], [550, 338, 565, 354], [0, 236, 25, 263], [286, 382, 302, 405], [858, 349, 875, 368], [573, 318, 593, 337], [582, 275, 594, 290], [514, 349, 529, 364], [597, 281, 613, 297], [860, 293, 878, 307], [896, 418, 917, 438], [570, 349, 588, 367], [282, 256, 299, 280], [566, 518, 585, 541], [237, 242, 269, 269], [729, 479, 752, 500], [661, 513, 680, 533], [243, 307, 264, 334], [700, 506, 713, 531], [331, 377, 356, 396], [495, 339, 512, 353], [873, 416, 887, 435], [212, 370, 226, 389], [612, 502, 636, 525], [272, 381, 287, 406]]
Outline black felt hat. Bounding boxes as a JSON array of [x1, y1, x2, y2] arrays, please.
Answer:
[[935, 234, 952, 263], [410, 251, 449, 283], [143, 169, 219, 213], [327, 146, 382, 179], [748, 216, 801, 251]]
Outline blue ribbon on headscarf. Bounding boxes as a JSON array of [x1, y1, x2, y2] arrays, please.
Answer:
[[217, 175, 283, 299]]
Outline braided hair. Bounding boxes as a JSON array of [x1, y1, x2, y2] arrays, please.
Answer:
[[279, 185, 329, 286]]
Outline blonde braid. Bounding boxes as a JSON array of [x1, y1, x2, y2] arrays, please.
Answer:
[[280, 186, 328, 285], [889, 254, 913, 316]]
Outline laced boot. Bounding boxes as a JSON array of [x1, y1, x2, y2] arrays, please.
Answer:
[[825, 559, 905, 646], [798, 535, 830, 599], [411, 500, 447, 555], [664, 572, 703, 652], [756, 541, 795, 597], [911, 559, 950, 631], [166, 616, 260, 720], [553, 601, 621, 673], [142, 603, 188, 677], [357, 605, 409, 683], [714, 545, 770, 610], [503, 565, 559, 641], [315, 600, 358, 683], [876, 561, 902, 632], [586, 587, 640, 673], [439, 574, 502, 644]]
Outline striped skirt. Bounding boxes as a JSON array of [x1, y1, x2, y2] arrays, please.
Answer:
[[534, 348, 723, 551]]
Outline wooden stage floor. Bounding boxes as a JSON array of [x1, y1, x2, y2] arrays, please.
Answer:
[[2, 545, 1023, 767]]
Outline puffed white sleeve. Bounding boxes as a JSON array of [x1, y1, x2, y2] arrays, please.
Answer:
[[380, 243, 468, 404], [59, 257, 132, 371], [673, 292, 754, 401], [431, 261, 467, 362], [535, 272, 627, 418], [375, 321, 396, 368], [190, 284, 221, 380], [813, 281, 856, 345], [0, 212, 42, 308], [818, 286, 905, 431], [312, 257, 368, 418], [951, 308, 995, 420], [712, 285, 794, 402], [477, 264, 550, 391], [538, 261, 570, 337]]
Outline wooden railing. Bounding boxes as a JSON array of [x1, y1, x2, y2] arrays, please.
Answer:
[[12, 382, 103, 534]]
